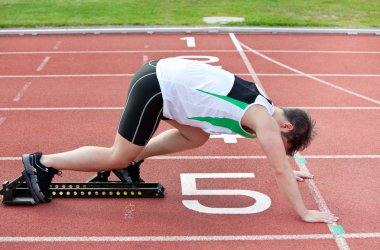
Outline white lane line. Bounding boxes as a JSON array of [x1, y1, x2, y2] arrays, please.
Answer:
[[0, 74, 134, 78], [1, 49, 379, 55], [294, 153, 350, 250], [239, 42, 380, 105], [151, 155, 380, 160], [0, 233, 378, 242], [252, 73, 380, 77], [0, 107, 379, 111], [0, 50, 239, 55], [0, 107, 122, 111], [142, 55, 148, 65], [0, 117, 6, 125], [1, 155, 379, 161], [1, 73, 380, 79], [53, 41, 62, 50], [259, 50, 380, 54], [296, 107, 380, 110], [229, 33, 266, 94], [36, 56, 51, 72], [13, 82, 32, 102]]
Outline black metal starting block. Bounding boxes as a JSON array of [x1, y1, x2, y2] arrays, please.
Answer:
[[0, 171, 165, 205]]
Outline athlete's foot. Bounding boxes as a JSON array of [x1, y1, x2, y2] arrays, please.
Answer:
[[113, 160, 145, 184], [22, 152, 61, 203]]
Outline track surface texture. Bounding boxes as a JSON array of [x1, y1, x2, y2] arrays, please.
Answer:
[[0, 32, 379, 250]]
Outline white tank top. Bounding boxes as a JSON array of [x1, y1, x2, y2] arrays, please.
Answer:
[[156, 58, 274, 138]]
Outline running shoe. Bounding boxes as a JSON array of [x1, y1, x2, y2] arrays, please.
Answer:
[[21, 152, 60, 203], [113, 160, 145, 184]]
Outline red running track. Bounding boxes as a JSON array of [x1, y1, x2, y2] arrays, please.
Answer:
[[0, 33, 379, 250]]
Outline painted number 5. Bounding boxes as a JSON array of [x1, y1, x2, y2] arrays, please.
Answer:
[[180, 173, 271, 214]]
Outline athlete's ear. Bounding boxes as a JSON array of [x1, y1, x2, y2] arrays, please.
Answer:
[[280, 121, 293, 132]]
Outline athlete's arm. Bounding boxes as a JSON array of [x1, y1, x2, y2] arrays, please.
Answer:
[[243, 105, 338, 223]]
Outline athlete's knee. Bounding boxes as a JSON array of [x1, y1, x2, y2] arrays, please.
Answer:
[[108, 145, 138, 168], [108, 150, 134, 168]]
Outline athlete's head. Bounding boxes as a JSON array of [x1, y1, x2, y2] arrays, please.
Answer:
[[280, 108, 316, 156]]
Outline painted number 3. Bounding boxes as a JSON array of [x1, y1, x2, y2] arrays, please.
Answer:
[[180, 173, 271, 214]]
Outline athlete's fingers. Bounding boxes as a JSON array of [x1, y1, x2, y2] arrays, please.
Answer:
[[322, 212, 339, 223], [294, 170, 314, 179], [296, 176, 304, 182]]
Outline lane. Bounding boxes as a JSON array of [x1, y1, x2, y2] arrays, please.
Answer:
[[247, 52, 380, 75], [0, 239, 339, 250], [0, 159, 329, 236], [1, 32, 379, 249], [0, 77, 131, 108], [260, 76, 378, 107], [0, 34, 235, 52], [0, 109, 378, 157], [0, 52, 248, 76], [318, 76, 380, 102], [305, 158, 380, 234], [236, 34, 380, 52], [302, 109, 380, 156], [0, 110, 377, 157]]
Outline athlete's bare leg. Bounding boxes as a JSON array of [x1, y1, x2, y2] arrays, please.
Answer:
[[40, 133, 144, 172], [134, 120, 209, 161]]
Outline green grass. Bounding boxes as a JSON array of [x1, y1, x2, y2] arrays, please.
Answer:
[[0, 0, 379, 28]]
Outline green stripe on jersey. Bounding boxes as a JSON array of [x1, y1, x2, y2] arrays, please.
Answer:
[[189, 116, 255, 138], [196, 89, 249, 110], [189, 89, 254, 138]]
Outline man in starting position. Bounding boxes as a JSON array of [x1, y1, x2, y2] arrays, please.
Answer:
[[21, 57, 338, 223]]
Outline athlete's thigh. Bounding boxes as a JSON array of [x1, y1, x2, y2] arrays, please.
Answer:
[[165, 120, 210, 144]]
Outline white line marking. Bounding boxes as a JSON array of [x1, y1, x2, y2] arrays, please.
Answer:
[[289, 106, 380, 110], [0, 50, 239, 55], [259, 50, 380, 54], [151, 155, 380, 160], [180, 37, 196, 47], [1, 49, 379, 56], [253, 73, 380, 77], [142, 55, 148, 65], [53, 41, 62, 50], [239, 42, 380, 105], [2, 155, 379, 161], [0, 106, 378, 111], [36, 56, 51, 72], [210, 134, 243, 143], [0, 107, 122, 111], [294, 153, 350, 250], [0, 117, 6, 125], [229, 33, 266, 94], [0, 74, 134, 78], [13, 82, 32, 102], [1, 73, 380, 79], [0, 233, 378, 242], [0, 26, 379, 35]]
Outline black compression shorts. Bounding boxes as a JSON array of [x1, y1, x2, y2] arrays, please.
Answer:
[[118, 60, 166, 146]]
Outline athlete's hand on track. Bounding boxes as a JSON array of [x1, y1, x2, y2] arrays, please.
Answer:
[[293, 170, 314, 182], [301, 210, 339, 223]]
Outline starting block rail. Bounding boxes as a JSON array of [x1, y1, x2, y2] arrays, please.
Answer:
[[1, 171, 165, 205]]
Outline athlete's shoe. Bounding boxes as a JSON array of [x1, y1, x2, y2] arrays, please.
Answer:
[[21, 152, 60, 203], [113, 160, 145, 184]]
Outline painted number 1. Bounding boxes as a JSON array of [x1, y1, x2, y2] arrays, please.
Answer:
[[180, 173, 271, 214], [180, 37, 196, 47]]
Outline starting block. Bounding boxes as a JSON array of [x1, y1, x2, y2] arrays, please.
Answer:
[[0, 171, 165, 205]]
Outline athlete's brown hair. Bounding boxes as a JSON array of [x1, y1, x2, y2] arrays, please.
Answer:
[[281, 108, 316, 156]]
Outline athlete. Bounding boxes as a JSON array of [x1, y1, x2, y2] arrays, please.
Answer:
[[21, 57, 338, 223]]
